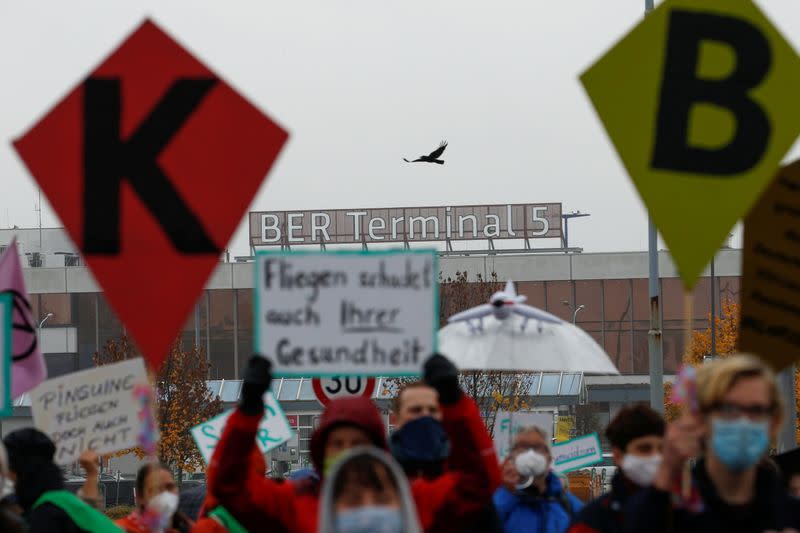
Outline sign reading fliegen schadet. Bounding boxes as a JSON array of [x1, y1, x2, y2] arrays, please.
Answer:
[[31, 358, 152, 464], [740, 160, 800, 370], [255, 251, 437, 377], [249, 203, 562, 247]]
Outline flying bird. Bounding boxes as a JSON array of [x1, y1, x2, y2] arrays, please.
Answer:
[[448, 280, 563, 332], [404, 140, 448, 164]]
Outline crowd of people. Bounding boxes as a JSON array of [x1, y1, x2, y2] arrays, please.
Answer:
[[0, 352, 799, 532]]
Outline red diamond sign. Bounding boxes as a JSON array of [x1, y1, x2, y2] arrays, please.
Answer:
[[13, 19, 288, 370]]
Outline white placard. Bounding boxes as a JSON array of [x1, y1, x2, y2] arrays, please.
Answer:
[[493, 410, 555, 460], [191, 392, 293, 465], [31, 358, 151, 465], [255, 251, 437, 377], [551, 432, 603, 473]]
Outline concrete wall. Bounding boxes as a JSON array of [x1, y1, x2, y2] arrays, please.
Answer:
[[19, 249, 742, 294]]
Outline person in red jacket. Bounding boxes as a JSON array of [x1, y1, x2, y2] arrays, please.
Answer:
[[206, 353, 500, 532]]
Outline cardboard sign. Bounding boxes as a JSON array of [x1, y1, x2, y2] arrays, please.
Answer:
[[12, 19, 288, 370], [190, 392, 293, 464], [255, 251, 438, 377], [581, 0, 800, 289], [31, 359, 152, 464], [492, 410, 554, 459], [0, 293, 11, 417], [740, 160, 800, 370], [551, 432, 603, 473]]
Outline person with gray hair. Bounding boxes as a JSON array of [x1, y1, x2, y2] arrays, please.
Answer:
[[319, 447, 421, 533], [494, 424, 584, 533]]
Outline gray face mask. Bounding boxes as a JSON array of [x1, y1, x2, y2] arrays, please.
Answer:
[[335, 505, 403, 533]]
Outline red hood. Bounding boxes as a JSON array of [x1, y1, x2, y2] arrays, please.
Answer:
[[310, 397, 387, 474]]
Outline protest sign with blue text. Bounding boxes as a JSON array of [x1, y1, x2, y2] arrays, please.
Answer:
[[255, 250, 438, 377], [31, 358, 152, 465], [551, 432, 603, 473], [191, 391, 293, 464]]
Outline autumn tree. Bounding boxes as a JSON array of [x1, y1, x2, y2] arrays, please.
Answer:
[[94, 336, 223, 483]]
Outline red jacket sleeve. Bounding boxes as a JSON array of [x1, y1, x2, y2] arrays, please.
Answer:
[[207, 409, 298, 532], [411, 394, 501, 531]]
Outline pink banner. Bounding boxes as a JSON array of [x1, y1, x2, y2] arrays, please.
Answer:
[[0, 240, 46, 398]]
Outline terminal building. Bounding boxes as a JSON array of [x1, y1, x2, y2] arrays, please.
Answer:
[[0, 204, 741, 472]]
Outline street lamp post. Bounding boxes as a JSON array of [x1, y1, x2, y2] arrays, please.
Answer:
[[562, 301, 586, 325], [39, 313, 54, 346]]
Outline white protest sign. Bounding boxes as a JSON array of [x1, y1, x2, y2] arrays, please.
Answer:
[[551, 432, 603, 473], [255, 251, 437, 377], [0, 293, 10, 417], [31, 358, 151, 465], [191, 391, 293, 464], [493, 410, 554, 459]]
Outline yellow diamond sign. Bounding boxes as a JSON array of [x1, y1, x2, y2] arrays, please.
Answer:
[[581, 0, 800, 289]]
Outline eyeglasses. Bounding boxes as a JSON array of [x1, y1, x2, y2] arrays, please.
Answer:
[[712, 402, 774, 420]]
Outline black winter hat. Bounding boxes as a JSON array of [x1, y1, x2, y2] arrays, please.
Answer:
[[3, 428, 56, 473]]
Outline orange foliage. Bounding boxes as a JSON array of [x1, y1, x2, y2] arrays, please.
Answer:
[[663, 300, 739, 420], [94, 336, 222, 473]]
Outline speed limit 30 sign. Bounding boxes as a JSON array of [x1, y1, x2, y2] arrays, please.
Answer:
[[312, 377, 376, 407]]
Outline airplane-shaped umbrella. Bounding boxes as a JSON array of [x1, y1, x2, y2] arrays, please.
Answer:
[[448, 280, 562, 332], [440, 281, 618, 374]]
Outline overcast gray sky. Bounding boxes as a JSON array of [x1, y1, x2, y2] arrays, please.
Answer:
[[2, 0, 799, 256]]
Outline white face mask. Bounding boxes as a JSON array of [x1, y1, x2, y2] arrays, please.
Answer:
[[621, 454, 662, 487], [514, 449, 549, 488], [146, 490, 179, 530]]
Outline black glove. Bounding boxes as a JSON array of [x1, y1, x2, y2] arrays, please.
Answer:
[[239, 355, 273, 415], [424, 353, 461, 405]]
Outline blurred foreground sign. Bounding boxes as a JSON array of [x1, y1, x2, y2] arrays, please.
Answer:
[[581, 0, 800, 289], [255, 251, 437, 377], [0, 293, 10, 417], [12, 19, 288, 370], [551, 432, 603, 473], [190, 392, 293, 464], [740, 160, 800, 370], [31, 359, 151, 464]]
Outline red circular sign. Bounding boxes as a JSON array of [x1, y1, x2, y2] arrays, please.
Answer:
[[312, 377, 376, 407]]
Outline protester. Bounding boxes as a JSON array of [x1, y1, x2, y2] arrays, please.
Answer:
[[566, 404, 664, 533], [390, 380, 503, 532], [193, 449, 270, 533], [207, 353, 500, 532], [117, 463, 193, 533], [494, 425, 584, 533], [318, 447, 421, 533], [626, 354, 797, 532], [77, 449, 103, 510], [0, 439, 27, 533], [3, 428, 120, 532]]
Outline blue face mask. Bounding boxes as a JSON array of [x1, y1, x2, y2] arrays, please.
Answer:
[[711, 417, 769, 472], [390, 416, 450, 468], [335, 505, 403, 533]]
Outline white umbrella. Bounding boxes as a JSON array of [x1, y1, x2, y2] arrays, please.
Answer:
[[438, 313, 619, 375]]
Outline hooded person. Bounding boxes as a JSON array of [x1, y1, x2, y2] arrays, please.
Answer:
[[206, 353, 500, 533], [318, 447, 421, 533], [3, 428, 121, 533], [566, 404, 665, 533]]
